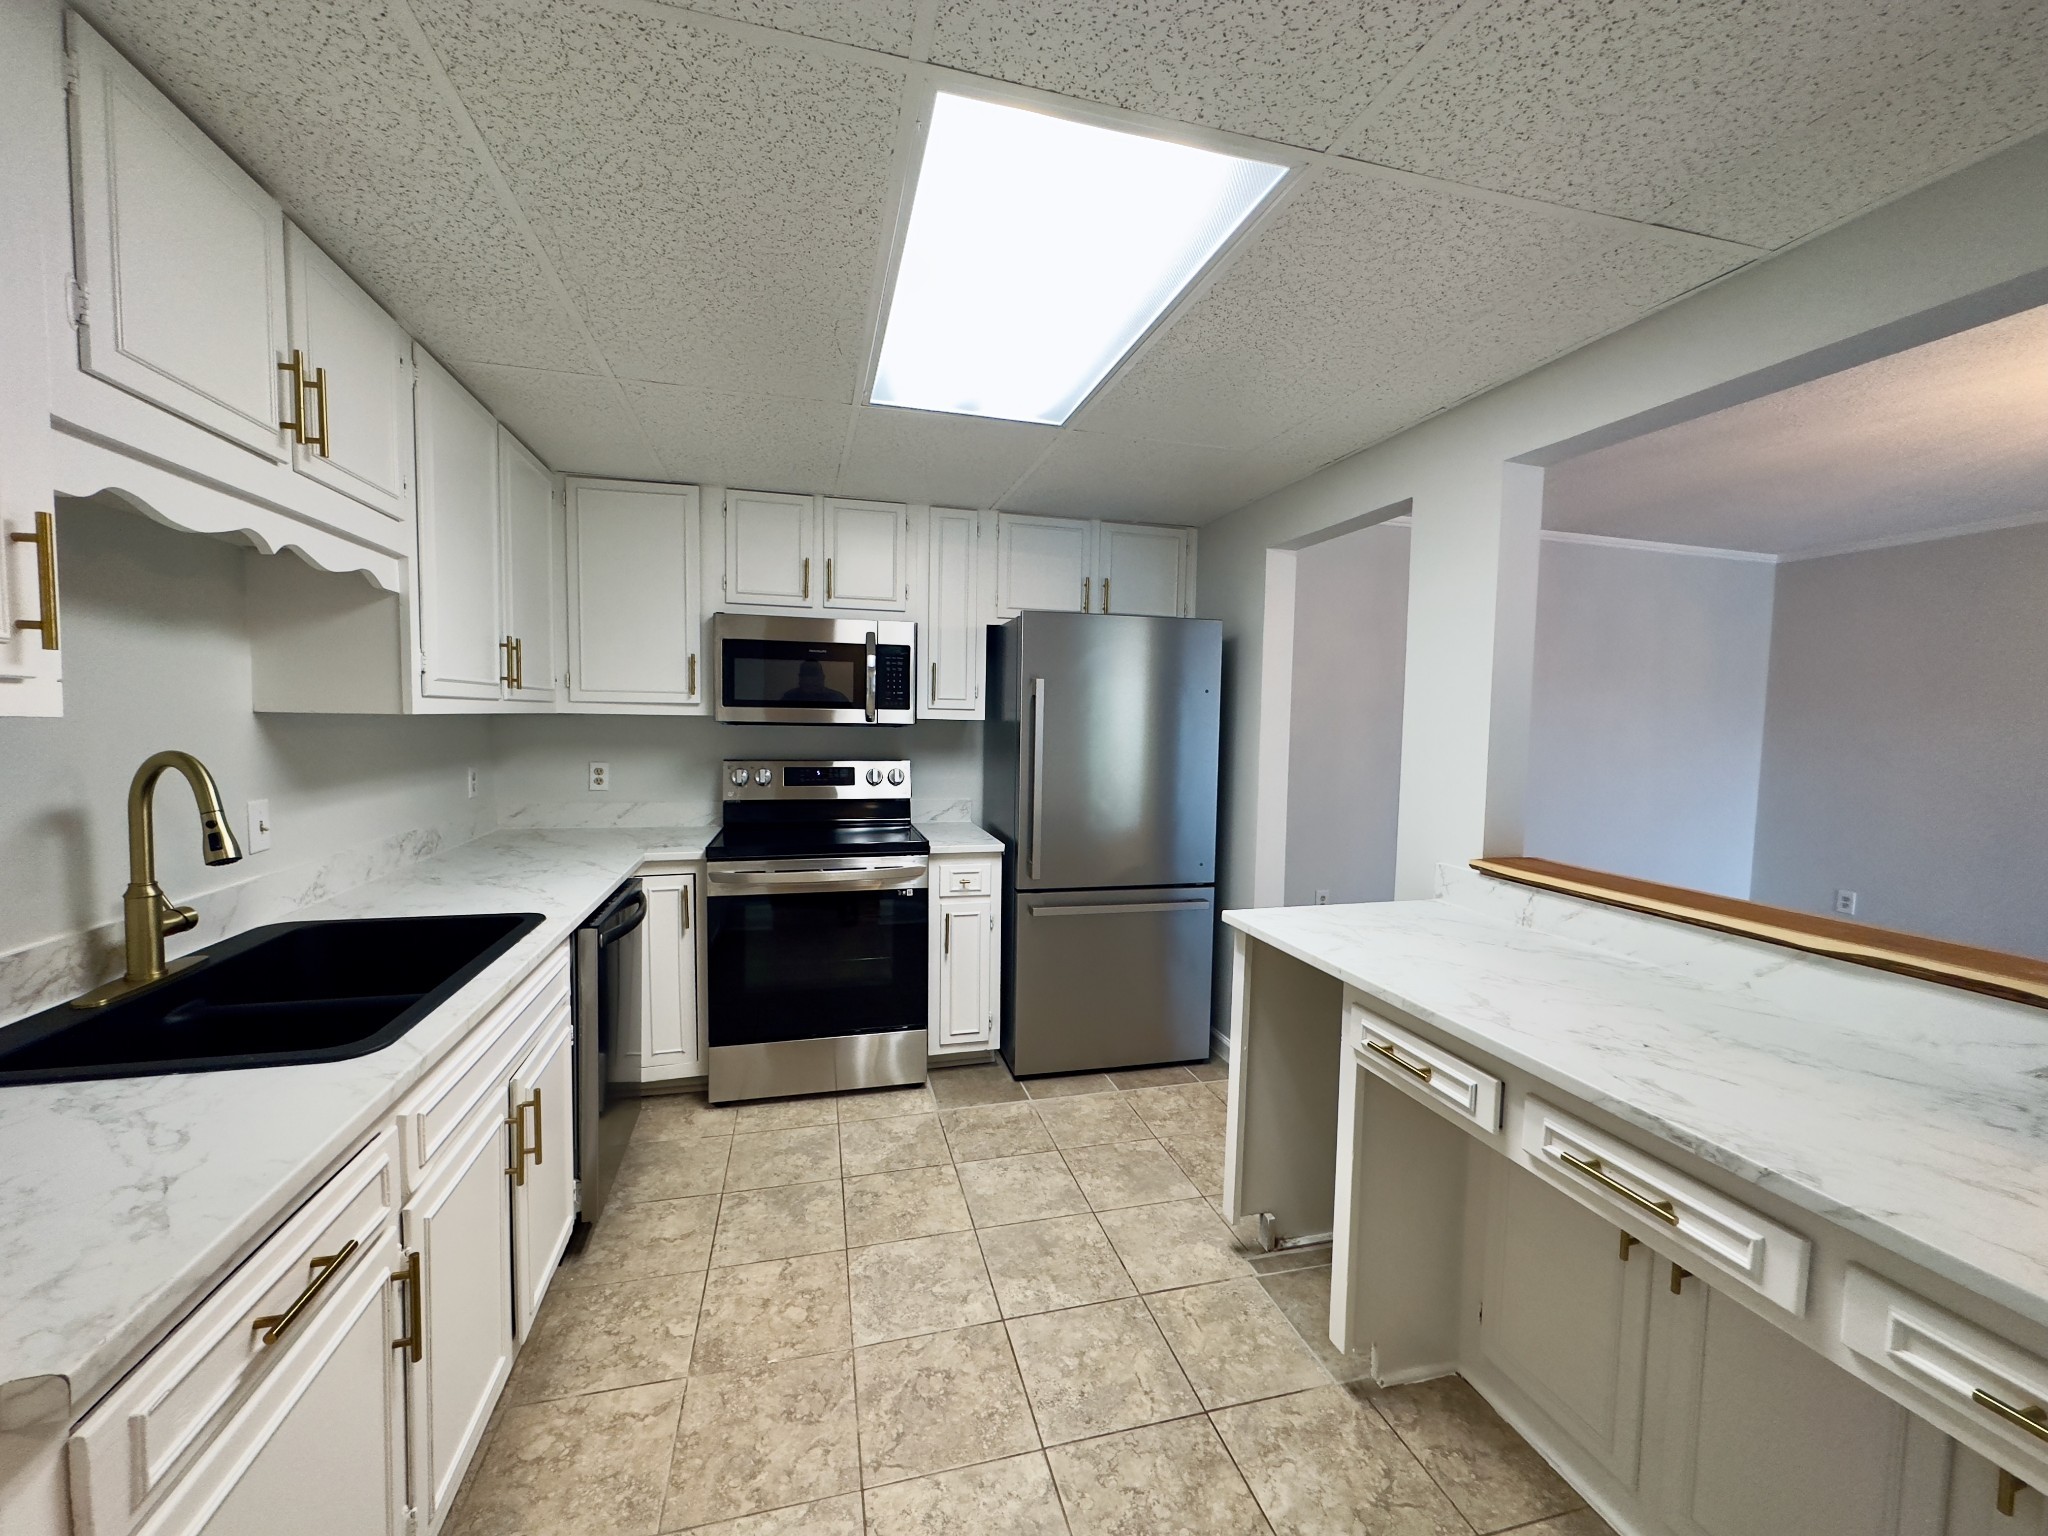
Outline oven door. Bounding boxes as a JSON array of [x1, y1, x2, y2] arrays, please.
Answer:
[[713, 614, 916, 725], [704, 857, 929, 1100]]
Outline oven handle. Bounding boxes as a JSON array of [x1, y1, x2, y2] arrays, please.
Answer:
[[865, 630, 878, 723], [708, 864, 929, 895]]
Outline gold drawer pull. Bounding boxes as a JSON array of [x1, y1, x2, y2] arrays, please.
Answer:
[[1365, 1038, 1432, 1083], [11, 510, 60, 650], [250, 1237, 359, 1346], [391, 1250, 423, 1362], [1557, 1149, 1679, 1226], [1974, 1388, 2048, 1444]]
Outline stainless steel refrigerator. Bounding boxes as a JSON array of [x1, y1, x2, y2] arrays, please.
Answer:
[[984, 612, 1223, 1076]]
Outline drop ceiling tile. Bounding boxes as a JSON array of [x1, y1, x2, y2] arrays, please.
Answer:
[[1000, 432, 1289, 525], [412, 0, 902, 398], [452, 363, 664, 479], [926, 0, 1453, 148], [837, 407, 1057, 506], [623, 381, 849, 489], [73, 0, 600, 373], [673, 0, 918, 54], [1345, 0, 2048, 248], [1078, 171, 1743, 451]]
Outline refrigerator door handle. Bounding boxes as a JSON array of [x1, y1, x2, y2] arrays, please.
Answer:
[[1029, 676, 1046, 880], [1028, 900, 1212, 917]]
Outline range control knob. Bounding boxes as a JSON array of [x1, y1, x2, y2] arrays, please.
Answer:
[[729, 768, 748, 786], [887, 767, 905, 786], [866, 768, 883, 785], [755, 767, 773, 785]]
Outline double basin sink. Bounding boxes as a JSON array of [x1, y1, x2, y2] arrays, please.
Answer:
[[0, 912, 544, 1086]]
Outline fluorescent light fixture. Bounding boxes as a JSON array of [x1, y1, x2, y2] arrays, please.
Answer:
[[871, 94, 1287, 426]]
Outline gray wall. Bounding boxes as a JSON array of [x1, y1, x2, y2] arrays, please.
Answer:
[[1284, 522, 1408, 905], [1524, 538, 1776, 897], [1750, 520, 2048, 956]]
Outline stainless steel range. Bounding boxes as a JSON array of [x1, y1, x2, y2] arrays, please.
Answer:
[[704, 760, 930, 1104]]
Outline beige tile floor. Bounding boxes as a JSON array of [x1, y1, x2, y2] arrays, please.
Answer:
[[447, 1058, 1616, 1536]]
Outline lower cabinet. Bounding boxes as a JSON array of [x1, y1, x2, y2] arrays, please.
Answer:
[[619, 873, 703, 1083], [930, 857, 999, 1056], [509, 1007, 577, 1338]]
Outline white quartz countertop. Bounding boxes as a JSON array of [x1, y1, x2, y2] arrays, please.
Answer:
[[1224, 876, 2048, 1335], [0, 820, 991, 1422]]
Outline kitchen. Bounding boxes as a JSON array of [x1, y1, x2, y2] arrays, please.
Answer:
[[3, 3, 2048, 1535]]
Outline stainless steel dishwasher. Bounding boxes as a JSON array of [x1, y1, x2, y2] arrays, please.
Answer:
[[572, 879, 646, 1241]]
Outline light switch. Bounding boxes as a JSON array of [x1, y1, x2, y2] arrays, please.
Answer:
[[246, 799, 273, 853]]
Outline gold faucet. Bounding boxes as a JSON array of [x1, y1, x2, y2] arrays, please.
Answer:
[[73, 751, 244, 1009]]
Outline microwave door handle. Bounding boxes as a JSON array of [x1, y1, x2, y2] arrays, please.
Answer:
[[1029, 677, 1046, 881], [865, 631, 878, 723]]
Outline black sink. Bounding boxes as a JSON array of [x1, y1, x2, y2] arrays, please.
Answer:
[[0, 912, 546, 1086]]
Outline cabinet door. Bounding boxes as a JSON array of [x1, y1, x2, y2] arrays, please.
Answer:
[[822, 498, 909, 611], [629, 875, 702, 1082], [285, 226, 412, 522], [1479, 1160, 1653, 1490], [1654, 1283, 1945, 1536], [725, 490, 815, 607], [1097, 522, 1189, 616], [934, 896, 995, 1051], [566, 479, 701, 706], [922, 507, 981, 718], [996, 513, 1092, 616], [499, 429, 556, 701], [66, 17, 290, 460], [401, 1094, 514, 1532], [414, 349, 502, 701], [510, 1005, 576, 1339]]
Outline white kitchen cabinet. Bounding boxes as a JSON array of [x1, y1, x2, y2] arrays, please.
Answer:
[[725, 489, 815, 607], [413, 349, 502, 701], [509, 1004, 576, 1340], [1477, 1159, 1653, 1491], [997, 513, 1094, 616], [821, 497, 909, 611], [399, 1093, 514, 1533], [566, 479, 702, 708], [284, 227, 412, 523], [1097, 521, 1192, 617], [498, 428, 557, 702], [622, 873, 703, 1083], [65, 15, 290, 461], [930, 858, 999, 1056], [921, 508, 982, 719]]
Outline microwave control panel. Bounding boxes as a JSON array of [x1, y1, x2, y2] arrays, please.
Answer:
[[876, 645, 912, 710]]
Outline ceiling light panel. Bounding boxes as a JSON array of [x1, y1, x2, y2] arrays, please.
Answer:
[[872, 93, 1288, 426]]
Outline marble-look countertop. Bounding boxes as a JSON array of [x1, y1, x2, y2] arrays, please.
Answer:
[[1224, 871, 2048, 1336], [0, 820, 990, 1424]]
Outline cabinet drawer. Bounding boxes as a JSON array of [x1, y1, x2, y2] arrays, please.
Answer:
[[937, 861, 992, 896], [1347, 994, 1502, 1133], [1520, 1100, 1811, 1315], [69, 1127, 399, 1534], [395, 947, 567, 1189], [1842, 1266, 2048, 1484]]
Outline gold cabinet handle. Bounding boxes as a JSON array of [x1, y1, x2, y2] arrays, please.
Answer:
[[944, 911, 952, 956], [11, 511, 60, 650], [1103, 578, 1111, 613], [826, 556, 833, 601], [250, 1237, 359, 1346], [305, 363, 331, 457], [1670, 1262, 1690, 1295], [1974, 1388, 2048, 1444], [689, 652, 698, 697], [278, 349, 308, 443], [1082, 576, 1091, 612], [528, 1086, 544, 1166], [391, 1250, 423, 1363], [1556, 1149, 1679, 1226], [506, 1096, 528, 1185], [1619, 1232, 1638, 1261], [500, 636, 516, 690], [1365, 1038, 1432, 1083], [511, 636, 524, 691], [802, 557, 810, 600], [930, 660, 937, 698]]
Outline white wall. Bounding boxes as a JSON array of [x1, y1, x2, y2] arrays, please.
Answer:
[[0, 500, 491, 959], [1524, 537, 1776, 897], [1196, 131, 2048, 995], [1750, 520, 2048, 956], [1283, 522, 1408, 906]]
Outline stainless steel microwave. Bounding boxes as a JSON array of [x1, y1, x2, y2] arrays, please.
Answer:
[[712, 614, 917, 725]]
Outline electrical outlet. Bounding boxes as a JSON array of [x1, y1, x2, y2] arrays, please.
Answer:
[[245, 799, 272, 853], [1834, 889, 1858, 916], [1314, 889, 1331, 906], [589, 762, 611, 792], [466, 767, 479, 799]]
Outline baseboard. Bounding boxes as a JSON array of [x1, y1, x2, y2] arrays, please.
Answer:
[[1210, 1027, 1232, 1065], [1460, 1365, 1657, 1536], [1369, 1355, 1460, 1388]]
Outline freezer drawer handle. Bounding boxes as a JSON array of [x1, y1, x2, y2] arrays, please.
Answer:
[[1028, 900, 1211, 917]]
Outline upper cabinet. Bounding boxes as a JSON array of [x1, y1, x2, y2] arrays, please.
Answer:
[[67, 15, 290, 460], [921, 508, 982, 719], [414, 350, 503, 702], [499, 428, 557, 702], [723, 491, 909, 613], [566, 478, 703, 709], [995, 513, 1195, 619], [285, 226, 414, 523]]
